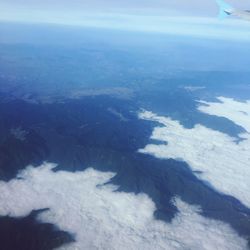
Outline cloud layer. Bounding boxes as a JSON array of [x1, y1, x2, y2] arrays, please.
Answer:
[[198, 97, 250, 133], [138, 97, 250, 208], [0, 163, 247, 250]]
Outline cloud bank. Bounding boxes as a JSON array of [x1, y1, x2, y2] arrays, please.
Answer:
[[198, 97, 250, 133], [0, 163, 247, 250], [138, 97, 250, 208]]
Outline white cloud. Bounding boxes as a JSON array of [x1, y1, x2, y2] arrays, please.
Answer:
[[0, 163, 247, 250], [198, 97, 250, 133], [138, 97, 250, 208]]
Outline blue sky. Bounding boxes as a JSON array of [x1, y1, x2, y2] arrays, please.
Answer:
[[1, 0, 250, 40], [1, 0, 249, 16]]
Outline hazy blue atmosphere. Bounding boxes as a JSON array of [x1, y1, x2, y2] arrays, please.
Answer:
[[1, 0, 250, 40], [0, 1, 250, 250]]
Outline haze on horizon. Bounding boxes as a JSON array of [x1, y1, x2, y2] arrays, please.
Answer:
[[1, 0, 250, 41]]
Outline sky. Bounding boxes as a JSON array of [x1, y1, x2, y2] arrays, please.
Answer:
[[0, 0, 250, 40], [1, 0, 250, 16]]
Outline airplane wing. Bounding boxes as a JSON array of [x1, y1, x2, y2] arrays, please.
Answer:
[[233, 10, 250, 21], [216, 0, 250, 22]]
